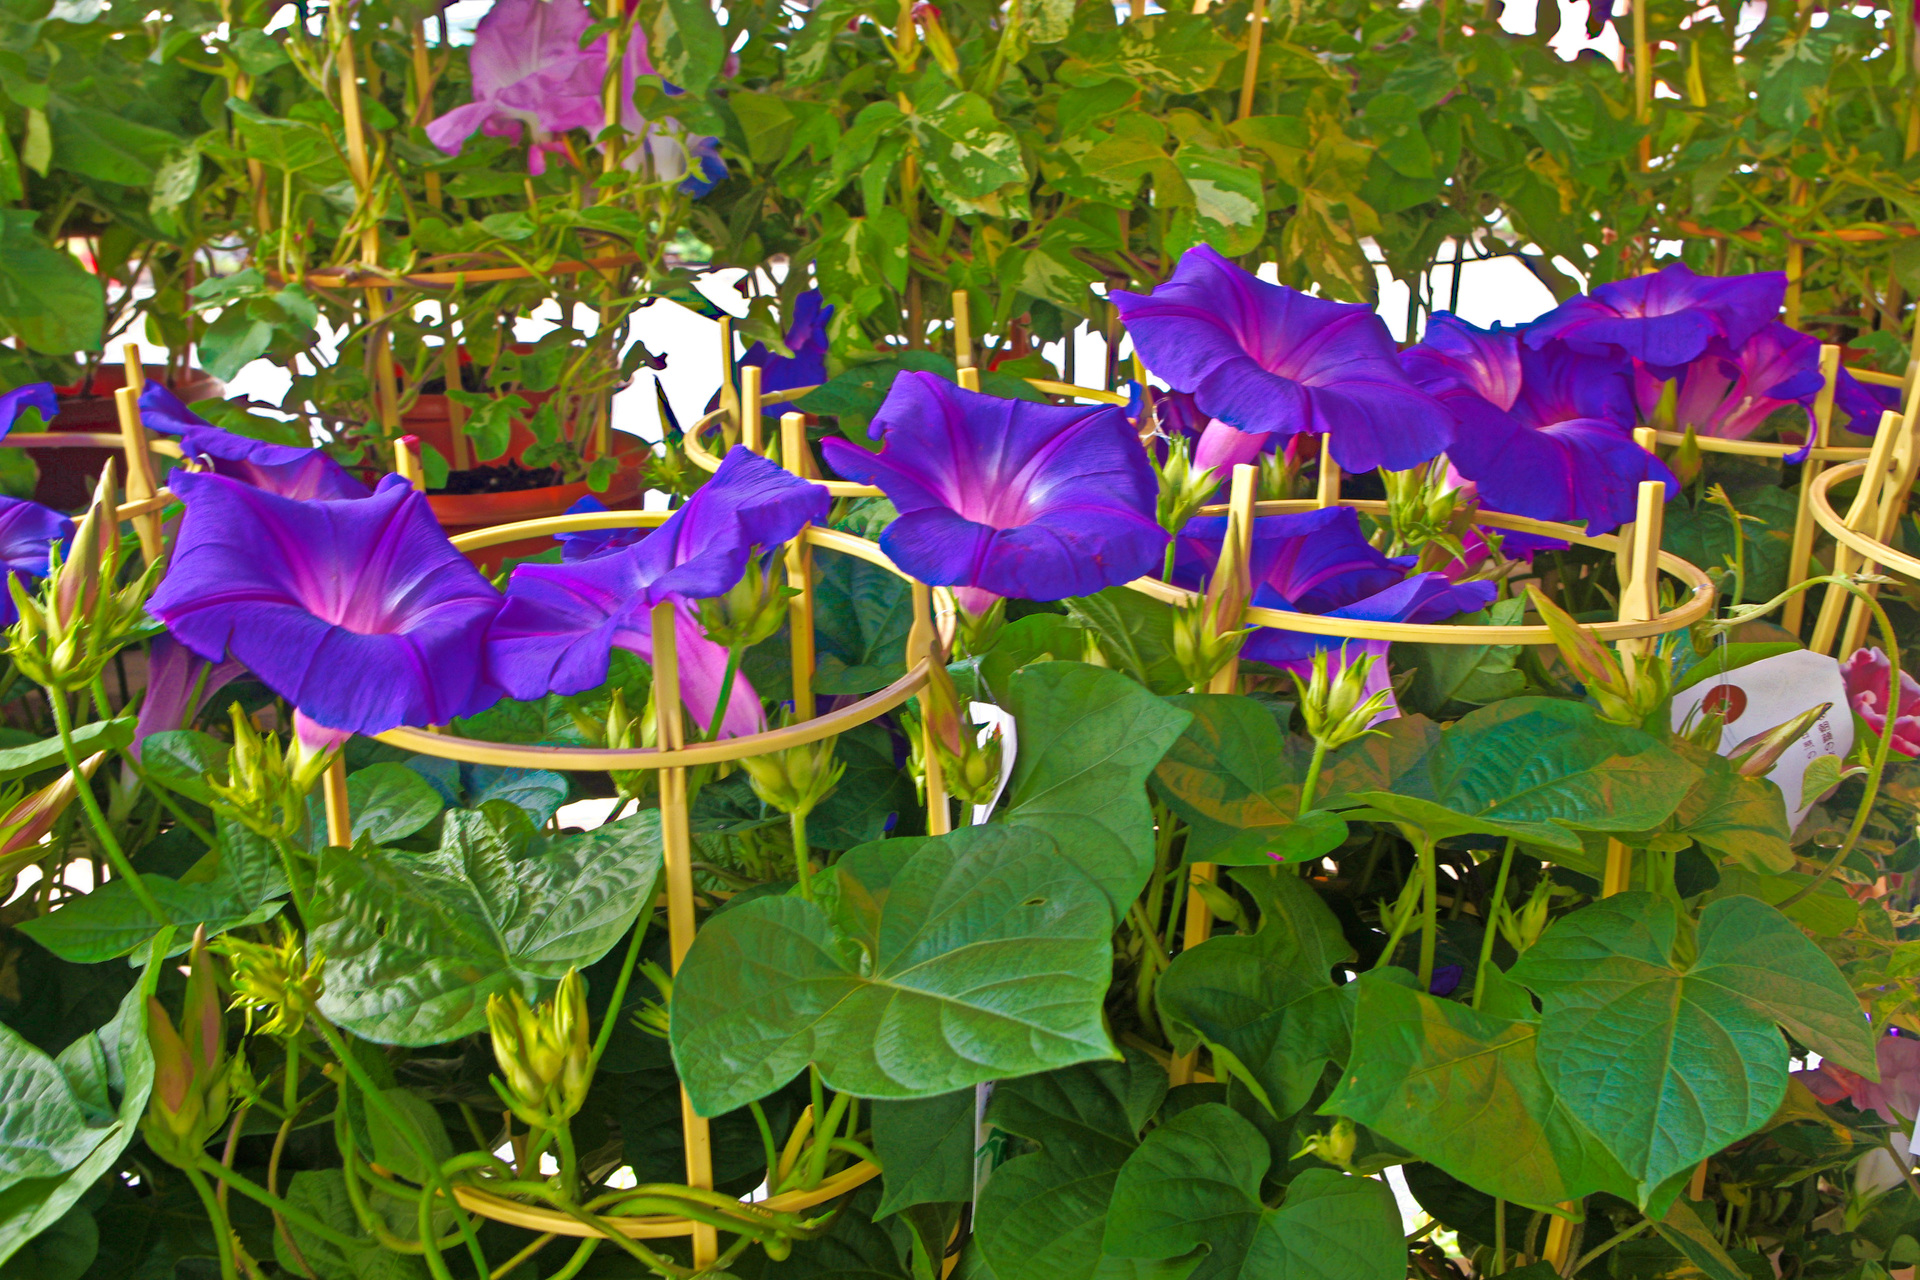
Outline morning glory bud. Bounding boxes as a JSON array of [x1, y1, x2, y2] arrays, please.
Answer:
[[9, 464, 160, 693], [738, 729, 846, 819], [142, 927, 232, 1166], [1155, 436, 1221, 540], [217, 922, 324, 1039], [485, 969, 593, 1130], [204, 704, 336, 841], [1728, 703, 1833, 779], [1171, 593, 1247, 692], [1292, 650, 1392, 752], [695, 555, 795, 651], [1527, 587, 1669, 727], [917, 660, 1004, 807]]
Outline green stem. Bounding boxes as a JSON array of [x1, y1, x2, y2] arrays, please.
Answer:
[[705, 647, 743, 744], [555, 1120, 580, 1200], [792, 806, 815, 900], [587, 919, 647, 1076], [538, 1238, 601, 1280], [749, 1100, 781, 1192], [50, 689, 166, 920], [195, 1154, 369, 1252], [1298, 739, 1330, 816], [1571, 1219, 1653, 1275], [1493, 1198, 1506, 1276], [805, 1089, 853, 1190], [308, 1019, 491, 1277], [136, 765, 216, 848], [183, 1163, 241, 1280], [1416, 833, 1438, 991], [1470, 840, 1516, 1011], [272, 836, 313, 924]]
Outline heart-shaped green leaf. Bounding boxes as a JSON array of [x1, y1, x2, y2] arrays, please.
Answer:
[[1338, 698, 1698, 850], [1154, 870, 1352, 1115], [1000, 662, 1192, 917], [1509, 891, 1877, 1206], [670, 823, 1118, 1116], [1103, 1105, 1406, 1280], [311, 802, 664, 1045], [1321, 970, 1633, 1212], [1150, 695, 1347, 865]]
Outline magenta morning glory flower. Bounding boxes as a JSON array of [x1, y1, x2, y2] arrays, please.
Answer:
[[142, 384, 370, 501], [488, 446, 828, 734], [430, 0, 725, 187], [1112, 245, 1453, 474], [0, 383, 56, 437], [148, 473, 506, 737], [1835, 372, 1901, 437], [426, 0, 613, 175], [1843, 647, 1920, 759], [1631, 321, 1825, 440], [1523, 263, 1786, 375], [820, 372, 1165, 612], [0, 495, 72, 625], [132, 634, 246, 760], [1404, 314, 1675, 534]]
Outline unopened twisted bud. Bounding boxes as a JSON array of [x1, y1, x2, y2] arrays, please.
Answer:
[[916, 659, 1003, 807], [1527, 587, 1669, 726], [696, 555, 796, 651], [205, 704, 335, 840], [143, 926, 233, 1166], [1155, 436, 1220, 538], [217, 921, 323, 1038]]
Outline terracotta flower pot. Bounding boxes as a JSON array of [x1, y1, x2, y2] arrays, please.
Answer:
[[425, 431, 650, 574], [36, 365, 223, 509]]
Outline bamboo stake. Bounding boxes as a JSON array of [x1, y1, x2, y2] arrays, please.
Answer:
[[323, 757, 352, 849], [394, 436, 426, 492], [911, 583, 952, 836], [1601, 480, 1667, 900], [1811, 412, 1903, 654], [784, 414, 818, 721], [409, 24, 442, 209], [953, 291, 973, 370], [335, 26, 402, 442], [1238, 0, 1266, 120], [957, 366, 981, 393], [718, 317, 740, 446], [1315, 436, 1342, 508], [651, 600, 718, 1268], [741, 364, 764, 456], [1784, 345, 1843, 633], [1171, 464, 1256, 1087], [1840, 405, 1919, 654], [114, 351, 163, 564]]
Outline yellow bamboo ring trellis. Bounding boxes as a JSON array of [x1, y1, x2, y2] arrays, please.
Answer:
[[1809, 461, 1920, 582], [341, 455, 951, 1262]]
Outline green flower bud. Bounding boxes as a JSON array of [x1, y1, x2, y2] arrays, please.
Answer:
[[917, 661, 1003, 807], [204, 704, 336, 841], [1172, 594, 1247, 692], [1527, 588, 1669, 726], [739, 731, 846, 819], [9, 464, 160, 693], [485, 969, 593, 1130], [1155, 436, 1221, 538], [1294, 1117, 1357, 1170], [695, 556, 795, 651], [630, 961, 672, 1040], [142, 927, 232, 1167], [1291, 649, 1392, 752], [217, 922, 324, 1039], [1496, 877, 1556, 954]]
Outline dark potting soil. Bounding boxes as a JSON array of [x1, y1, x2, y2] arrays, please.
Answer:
[[431, 461, 566, 495]]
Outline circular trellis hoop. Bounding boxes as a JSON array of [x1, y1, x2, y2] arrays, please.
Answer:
[[350, 505, 946, 1259], [1803, 399, 1920, 656]]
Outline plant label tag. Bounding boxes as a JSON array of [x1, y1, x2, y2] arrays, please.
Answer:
[[973, 1080, 1010, 1202], [967, 701, 1019, 825], [1668, 649, 1854, 828]]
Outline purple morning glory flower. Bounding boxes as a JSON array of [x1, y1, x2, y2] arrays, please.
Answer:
[[1405, 314, 1675, 535], [1112, 245, 1454, 474], [0, 496, 72, 626], [739, 291, 833, 400], [1523, 263, 1786, 375], [1835, 371, 1901, 436], [133, 634, 246, 760], [820, 372, 1165, 612], [488, 446, 827, 730], [427, 0, 612, 175], [1631, 321, 1824, 440], [553, 495, 647, 562], [148, 473, 506, 737], [1175, 506, 1495, 717], [0, 383, 56, 437], [1173, 506, 1404, 611], [142, 384, 369, 501]]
